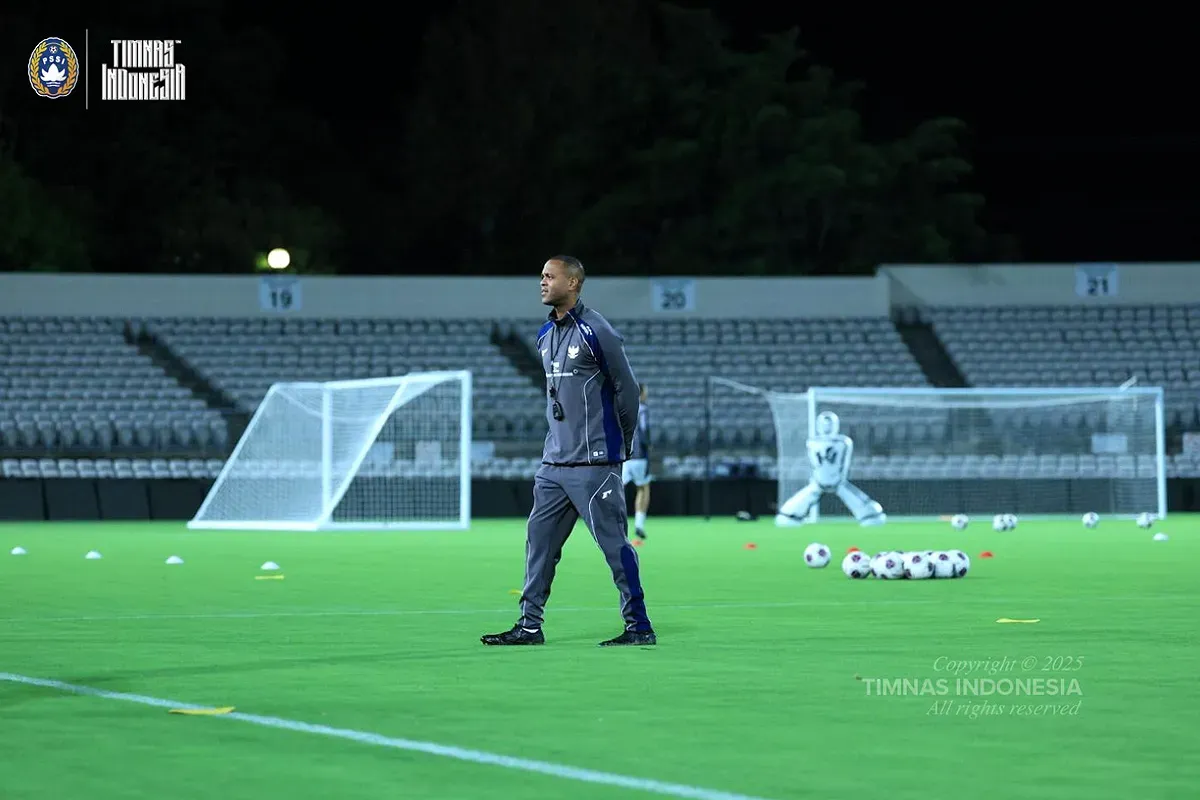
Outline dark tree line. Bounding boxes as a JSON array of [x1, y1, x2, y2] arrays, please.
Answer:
[[0, 0, 1016, 276]]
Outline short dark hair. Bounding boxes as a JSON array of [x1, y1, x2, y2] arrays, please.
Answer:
[[549, 255, 585, 289]]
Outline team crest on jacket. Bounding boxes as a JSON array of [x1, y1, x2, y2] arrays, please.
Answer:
[[29, 37, 79, 99]]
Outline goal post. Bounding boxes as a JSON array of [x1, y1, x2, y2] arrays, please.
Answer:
[[802, 386, 1165, 522], [702, 376, 778, 520], [705, 378, 1166, 522], [188, 370, 472, 531]]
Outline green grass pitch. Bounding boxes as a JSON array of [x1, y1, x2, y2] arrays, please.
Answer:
[[2, 516, 1198, 800]]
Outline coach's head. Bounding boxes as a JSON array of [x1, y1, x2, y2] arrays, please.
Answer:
[[540, 255, 586, 318]]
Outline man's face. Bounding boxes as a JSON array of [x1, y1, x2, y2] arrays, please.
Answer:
[[540, 260, 575, 307]]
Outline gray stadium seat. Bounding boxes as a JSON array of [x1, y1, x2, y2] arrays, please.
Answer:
[[145, 316, 548, 454], [0, 318, 231, 470], [924, 303, 1199, 478]]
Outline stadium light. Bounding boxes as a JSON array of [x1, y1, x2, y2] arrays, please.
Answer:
[[266, 248, 291, 270]]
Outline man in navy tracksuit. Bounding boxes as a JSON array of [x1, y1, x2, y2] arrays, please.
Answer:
[[481, 255, 655, 647]]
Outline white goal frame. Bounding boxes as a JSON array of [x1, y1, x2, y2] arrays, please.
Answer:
[[802, 386, 1166, 523], [188, 370, 473, 531], [707, 378, 1166, 523]]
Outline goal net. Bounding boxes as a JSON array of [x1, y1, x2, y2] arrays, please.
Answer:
[[708, 379, 1166, 522], [189, 371, 472, 531]]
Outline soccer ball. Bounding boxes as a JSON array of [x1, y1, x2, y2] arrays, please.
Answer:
[[948, 549, 970, 578], [841, 551, 872, 579], [993, 514, 1016, 532], [930, 551, 956, 579], [1136, 512, 1155, 529], [871, 552, 904, 580], [992, 514, 1006, 531], [804, 542, 831, 568], [1002, 514, 1018, 530], [902, 551, 934, 580], [950, 514, 969, 531], [1082, 512, 1099, 528]]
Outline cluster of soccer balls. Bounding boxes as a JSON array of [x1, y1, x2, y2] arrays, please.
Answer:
[[803, 543, 969, 580]]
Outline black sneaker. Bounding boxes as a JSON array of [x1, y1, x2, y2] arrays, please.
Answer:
[[634, 528, 646, 540], [480, 625, 544, 646], [599, 629, 656, 647]]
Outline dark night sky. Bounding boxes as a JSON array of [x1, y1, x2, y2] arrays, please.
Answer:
[[277, 3, 1197, 265], [18, 3, 1199, 268], [690, 5, 1200, 264]]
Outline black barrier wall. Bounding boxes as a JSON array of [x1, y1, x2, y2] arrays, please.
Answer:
[[2, 478, 1199, 521]]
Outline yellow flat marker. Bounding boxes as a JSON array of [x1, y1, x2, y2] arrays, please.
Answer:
[[255, 575, 285, 581], [508, 589, 520, 595], [996, 618, 1040, 624], [169, 707, 235, 716]]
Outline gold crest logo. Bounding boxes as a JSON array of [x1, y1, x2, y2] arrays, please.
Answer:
[[29, 37, 80, 99]]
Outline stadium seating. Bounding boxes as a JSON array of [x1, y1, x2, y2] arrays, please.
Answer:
[[0, 317, 228, 468], [526, 316, 928, 453], [0, 456, 225, 480], [143, 316, 546, 442], [924, 305, 1200, 428], [915, 304, 1200, 484], [4, 310, 1197, 482], [151, 315, 925, 459]]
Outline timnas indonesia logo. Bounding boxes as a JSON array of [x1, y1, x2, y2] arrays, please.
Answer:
[[101, 39, 186, 101], [28, 36, 186, 101]]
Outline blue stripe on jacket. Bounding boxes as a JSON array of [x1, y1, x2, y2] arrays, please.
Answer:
[[574, 313, 625, 461]]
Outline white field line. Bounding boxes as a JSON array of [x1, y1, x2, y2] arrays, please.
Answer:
[[0, 594, 1187, 625], [0, 672, 775, 800]]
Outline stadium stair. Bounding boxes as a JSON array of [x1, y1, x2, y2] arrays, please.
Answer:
[[124, 322, 251, 445], [491, 321, 545, 392], [893, 310, 969, 388]]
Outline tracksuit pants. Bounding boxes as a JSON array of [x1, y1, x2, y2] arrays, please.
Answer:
[[517, 463, 652, 632]]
